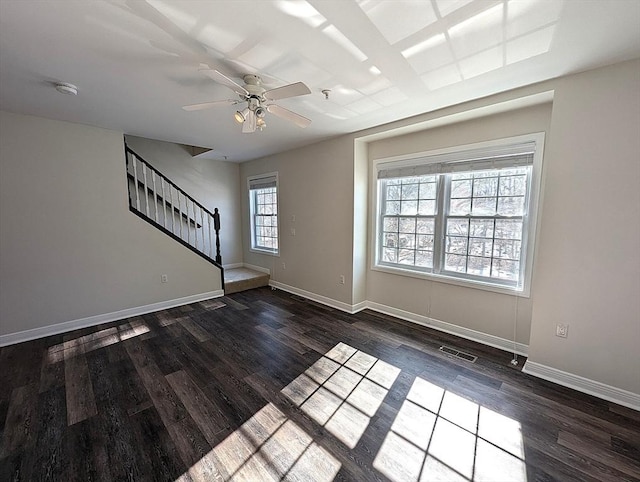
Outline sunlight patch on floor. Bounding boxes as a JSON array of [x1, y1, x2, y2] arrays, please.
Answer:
[[373, 376, 527, 482], [184, 402, 340, 481], [46, 319, 150, 362], [282, 342, 401, 449]]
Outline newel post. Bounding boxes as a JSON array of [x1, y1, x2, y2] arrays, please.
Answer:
[[213, 208, 222, 265]]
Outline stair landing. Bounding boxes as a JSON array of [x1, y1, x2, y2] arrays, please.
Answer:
[[224, 267, 270, 294]]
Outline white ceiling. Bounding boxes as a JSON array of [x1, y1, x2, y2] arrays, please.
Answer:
[[1, 0, 639, 162]]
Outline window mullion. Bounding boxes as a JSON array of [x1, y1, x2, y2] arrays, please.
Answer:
[[433, 174, 447, 274]]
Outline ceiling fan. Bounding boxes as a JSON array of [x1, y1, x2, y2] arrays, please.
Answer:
[[183, 66, 312, 133]]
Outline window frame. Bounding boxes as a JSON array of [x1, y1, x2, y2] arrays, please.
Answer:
[[372, 133, 545, 297], [248, 172, 280, 256]]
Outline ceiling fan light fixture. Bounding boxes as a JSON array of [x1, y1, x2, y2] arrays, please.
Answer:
[[234, 108, 250, 123]]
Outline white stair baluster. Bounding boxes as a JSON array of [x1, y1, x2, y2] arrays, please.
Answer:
[[177, 191, 183, 239], [152, 171, 158, 223], [201, 209, 205, 253], [169, 186, 175, 233], [186, 196, 190, 244], [142, 164, 150, 216], [194, 203, 198, 250], [161, 179, 167, 228], [208, 213, 213, 258], [132, 154, 140, 211]]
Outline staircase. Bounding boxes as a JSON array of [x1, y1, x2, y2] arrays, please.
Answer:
[[124, 145, 224, 289]]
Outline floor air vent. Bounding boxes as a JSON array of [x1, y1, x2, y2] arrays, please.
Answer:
[[439, 345, 477, 363]]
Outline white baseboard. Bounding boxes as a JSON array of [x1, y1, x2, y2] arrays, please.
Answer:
[[523, 361, 640, 411], [365, 301, 529, 357], [223, 263, 244, 269], [243, 263, 271, 275], [0, 290, 224, 347], [269, 281, 361, 314]]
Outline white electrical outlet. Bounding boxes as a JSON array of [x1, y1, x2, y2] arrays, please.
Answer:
[[340, 275, 345, 285], [161, 274, 168, 283], [556, 323, 568, 338], [290, 228, 296, 236], [282, 262, 286, 270]]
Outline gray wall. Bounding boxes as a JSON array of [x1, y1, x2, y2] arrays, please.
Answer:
[[124, 136, 242, 266], [240, 59, 640, 396], [0, 112, 221, 337], [528, 60, 640, 394]]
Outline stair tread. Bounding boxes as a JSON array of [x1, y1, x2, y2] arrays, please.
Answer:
[[224, 268, 269, 294]]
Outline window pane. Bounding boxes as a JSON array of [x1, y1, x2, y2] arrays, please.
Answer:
[[468, 238, 493, 257], [499, 175, 527, 196], [492, 259, 519, 281], [384, 233, 398, 248], [446, 236, 467, 254], [417, 234, 434, 250], [467, 256, 491, 276], [495, 219, 522, 240], [446, 218, 469, 236], [399, 217, 416, 233], [387, 185, 401, 200], [398, 249, 415, 265], [418, 200, 435, 215], [385, 201, 400, 215], [401, 183, 419, 200], [417, 218, 435, 234], [445, 254, 467, 272], [493, 239, 521, 260], [450, 198, 471, 215], [473, 177, 498, 197], [416, 250, 433, 268], [472, 197, 497, 215], [399, 233, 415, 249], [383, 248, 397, 263], [497, 196, 525, 216], [451, 179, 472, 198], [419, 182, 436, 199], [401, 200, 418, 215], [470, 219, 494, 237], [383, 217, 398, 232]]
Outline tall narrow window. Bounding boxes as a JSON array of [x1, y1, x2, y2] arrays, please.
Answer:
[[374, 134, 544, 295], [249, 173, 279, 255]]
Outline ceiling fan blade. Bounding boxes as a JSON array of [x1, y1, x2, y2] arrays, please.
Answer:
[[267, 104, 311, 128], [263, 82, 311, 101], [199, 67, 249, 96], [242, 110, 257, 133], [182, 99, 237, 111]]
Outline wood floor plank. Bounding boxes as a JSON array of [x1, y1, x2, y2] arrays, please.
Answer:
[[177, 316, 212, 343], [166, 370, 230, 446], [124, 339, 188, 426], [0, 383, 39, 458], [64, 349, 98, 426]]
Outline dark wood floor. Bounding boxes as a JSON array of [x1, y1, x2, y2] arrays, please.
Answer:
[[1, 287, 639, 481]]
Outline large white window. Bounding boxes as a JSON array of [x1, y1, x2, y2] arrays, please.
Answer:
[[249, 173, 279, 255], [374, 134, 544, 295]]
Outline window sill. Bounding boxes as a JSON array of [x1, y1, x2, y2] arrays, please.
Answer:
[[371, 264, 530, 298], [250, 247, 280, 257]]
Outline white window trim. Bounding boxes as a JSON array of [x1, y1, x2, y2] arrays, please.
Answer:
[[370, 133, 545, 298], [248, 172, 280, 257]]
